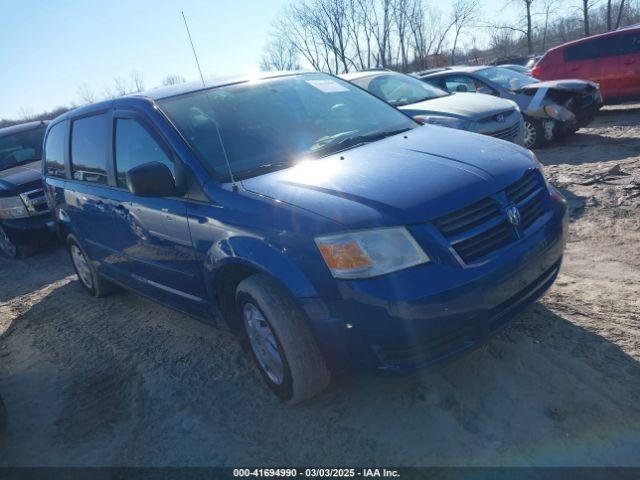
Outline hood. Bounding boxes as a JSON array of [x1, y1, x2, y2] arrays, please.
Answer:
[[518, 79, 598, 93], [399, 92, 513, 121], [0, 161, 43, 195], [241, 126, 535, 228]]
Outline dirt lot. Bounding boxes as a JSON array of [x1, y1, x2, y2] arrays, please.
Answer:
[[1, 107, 639, 467]]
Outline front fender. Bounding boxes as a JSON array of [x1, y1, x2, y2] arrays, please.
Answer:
[[203, 233, 322, 300]]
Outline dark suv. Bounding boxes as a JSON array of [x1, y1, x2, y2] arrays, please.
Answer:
[[0, 121, 55, 258]]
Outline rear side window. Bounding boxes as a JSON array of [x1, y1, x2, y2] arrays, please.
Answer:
[[44, 122, 66, 178], [114, 118, 174, 189], [70, 113, 110, 184], [564, 32, 640, 62]]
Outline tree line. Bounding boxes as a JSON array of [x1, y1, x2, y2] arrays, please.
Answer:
[[260, 0, 640, 73], [0, 72, 187, 129]]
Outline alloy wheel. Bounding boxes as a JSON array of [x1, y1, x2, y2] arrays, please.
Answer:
[[243, 302, 285, 385], [71, 244, 93, 289], [523, 120, 537, 149], [0, 226, 17, 258]]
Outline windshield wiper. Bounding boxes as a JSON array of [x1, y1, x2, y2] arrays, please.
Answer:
[[231, 127, 414, 180], [234, 161, 295, 180], [314, 127, 413, 157]]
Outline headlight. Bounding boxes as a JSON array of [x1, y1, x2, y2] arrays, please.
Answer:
[[530, 151, 551, 189], [418, 115, 470, 130], [505, 99, 520, 112], [0, 196, 29, 219], [315, 227, 430, 279], [544, 104, 575, 122]]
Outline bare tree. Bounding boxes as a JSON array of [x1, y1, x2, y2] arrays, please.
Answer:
[[607, 0, 614, 28], [541, 0, 559, 50], [356, 0, 393, 68], [489, 25, 518, 58], [130, 71, 145, 92], [272, 3, 329, 72], [391, 0, 412, 70], [486, 0, 534, 55], [523, 0, 535, 54], [113, 77, 130, 96], [614, 0, 627, 28], [580, 0, 600, 36], [162, 74, 187, 86], [449, 0, 479, 64], [18, 107, 36, 121], [77, 83, 96, 104], [260, 36, 301, 70]]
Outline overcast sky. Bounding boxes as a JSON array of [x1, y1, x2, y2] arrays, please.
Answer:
[[0, 0, 521, 119]]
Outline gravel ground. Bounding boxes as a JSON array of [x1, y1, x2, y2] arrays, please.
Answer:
[[0, 106, 639, 467]]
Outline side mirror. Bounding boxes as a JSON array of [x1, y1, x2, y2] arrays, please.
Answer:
[[477, 86, 495, 95], [126, 162, 180, 197]]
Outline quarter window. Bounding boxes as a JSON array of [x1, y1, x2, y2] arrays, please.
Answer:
[[44, 122, 66, 178], [70, 113, 110, 184], [114, 118, 174, 189]]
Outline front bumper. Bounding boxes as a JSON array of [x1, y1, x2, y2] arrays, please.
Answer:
[[0, 214, 56, 244], [303, 191, 568, 373]]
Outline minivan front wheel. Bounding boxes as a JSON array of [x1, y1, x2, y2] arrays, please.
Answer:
[[236, 274, 331, 404], [66, 235, 116, 297]]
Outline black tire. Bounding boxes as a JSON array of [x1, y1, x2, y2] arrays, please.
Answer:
[[236, 274, 331, 404], [522, 118, 546, 149], [0, 225, 37, 259], [66, 235, 117, 298]]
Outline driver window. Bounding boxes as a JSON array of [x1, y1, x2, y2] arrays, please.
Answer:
[[443, 75, 477, 93], [115, 118, 174, 189]]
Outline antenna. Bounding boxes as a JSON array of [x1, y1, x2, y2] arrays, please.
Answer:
[[181, 11, 205, 87], [180, 11, 238, 190]]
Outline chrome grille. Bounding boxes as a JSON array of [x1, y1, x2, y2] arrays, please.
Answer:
[[19, 188, 50, 216], [488, 122, 521, 141]]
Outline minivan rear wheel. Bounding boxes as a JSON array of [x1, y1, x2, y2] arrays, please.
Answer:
[[236, 274, 331, 404], [66, 235, 117, 297]]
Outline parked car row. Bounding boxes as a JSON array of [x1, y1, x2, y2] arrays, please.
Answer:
[[416, 66, 603, 148], [21, 71, 568, 403], [341, 70, 524, 145]]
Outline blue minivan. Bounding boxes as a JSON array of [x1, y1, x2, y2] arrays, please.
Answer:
[[43, 72, 568, 403]]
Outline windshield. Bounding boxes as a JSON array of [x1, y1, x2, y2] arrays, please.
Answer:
[[0, 126, 46, 171], [475, 67, 538, 91], [352, 73, 449, 106], [159, 73, 416, 181]]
